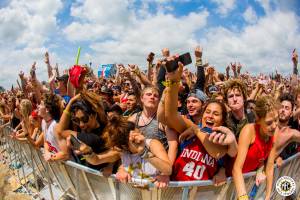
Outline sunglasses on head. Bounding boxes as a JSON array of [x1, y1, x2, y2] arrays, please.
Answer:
[[71, 115, 90, 125]]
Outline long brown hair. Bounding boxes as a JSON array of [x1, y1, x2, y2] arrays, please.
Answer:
[[102, 115, 135, 151]]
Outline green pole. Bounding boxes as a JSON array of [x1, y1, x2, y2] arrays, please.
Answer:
[[75, 46, 81, 65]]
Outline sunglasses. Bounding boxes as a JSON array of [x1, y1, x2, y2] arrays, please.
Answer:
[[71, 115, 90, 125]]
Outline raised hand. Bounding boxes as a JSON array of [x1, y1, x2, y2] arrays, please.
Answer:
[[237, 62, 242, 74], [19, 71, 25, 79], [292, 49, 298, 65], [195, 46, 203, 59], [162, 48, 170, 58], [226, 65, 230, 73], [147, 52, 155, 63], [165, 58, 184, 82], [230, 62, 237, 72], [44, 52, 49, 64]]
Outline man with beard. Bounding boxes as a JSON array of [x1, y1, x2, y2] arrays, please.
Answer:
[[276, 93, 299, 166], [225, 79, 255, 138]]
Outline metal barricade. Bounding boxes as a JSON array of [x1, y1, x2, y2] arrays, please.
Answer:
[[1, 124, 299, 200]]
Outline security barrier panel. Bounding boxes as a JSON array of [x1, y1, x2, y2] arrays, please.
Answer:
[[1, 124, 299, 200]]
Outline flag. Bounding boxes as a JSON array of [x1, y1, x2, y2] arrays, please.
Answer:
[[98, 64, 116, 78]]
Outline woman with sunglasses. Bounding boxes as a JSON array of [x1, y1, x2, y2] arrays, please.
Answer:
[[55, 93, 120, 170]]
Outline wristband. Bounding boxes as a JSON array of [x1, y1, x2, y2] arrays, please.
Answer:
[[63, 109, 71, 117], [162, 80, 180, 87], [238, 194, 249, 200]]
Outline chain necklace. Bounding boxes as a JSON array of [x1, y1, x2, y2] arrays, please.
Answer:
[[140, 111, 156, 126]]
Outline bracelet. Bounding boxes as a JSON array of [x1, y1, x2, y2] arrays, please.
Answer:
[[139, 146, 154, 159], [238, 194, 249, 200], [63, 109, 71, 117], [162, 80, 180, 87]]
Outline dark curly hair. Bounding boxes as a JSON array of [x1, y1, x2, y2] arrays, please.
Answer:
[[224, 79, 247, 103], [43, 93, 62, 121], [102, 115, 135, 151], [279, 93, 295, 111]]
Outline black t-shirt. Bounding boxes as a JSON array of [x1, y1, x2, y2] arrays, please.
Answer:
[[279, 119, 299, 160], [11, 114, 20, 129], [226, 110, 256, 138], [76, 126, 108, 170]]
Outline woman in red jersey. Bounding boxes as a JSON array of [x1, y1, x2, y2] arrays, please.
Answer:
[[159, 61, 238, 183], [172, 100, 237, 181], [233, 96, 278, 200]]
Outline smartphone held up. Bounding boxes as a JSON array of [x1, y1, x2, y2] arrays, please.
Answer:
[[165, 52, 192, 73]]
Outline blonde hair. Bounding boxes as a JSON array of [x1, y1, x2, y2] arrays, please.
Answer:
[[20, 99, 32, 117], [255, 96, 279, 119], [140, 86, 159, 97]]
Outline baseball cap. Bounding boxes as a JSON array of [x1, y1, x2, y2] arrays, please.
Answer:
[[187, 89, 208, 103]]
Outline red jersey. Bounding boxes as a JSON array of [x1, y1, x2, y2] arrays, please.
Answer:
[[173, 137, 218, 181], [242, 124, 273, 173]]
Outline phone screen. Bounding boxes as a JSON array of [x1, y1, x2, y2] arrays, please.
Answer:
[[70, 135, 81, 150], [200, 127, 213, 134]]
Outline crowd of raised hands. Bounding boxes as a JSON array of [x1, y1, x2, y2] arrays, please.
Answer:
[[1, 46, 300, 200]]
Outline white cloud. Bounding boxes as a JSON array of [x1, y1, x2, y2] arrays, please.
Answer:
[[211, 0, 236, 16], [88, 11, 209, 66], [202, 11, 300, 75], [64, 0, 209, 67], [64, 0, 135, 42], [243, 6, 258, 24], [0, 0, 63, 88]]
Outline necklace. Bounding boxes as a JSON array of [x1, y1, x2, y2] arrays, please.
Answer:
[[140, 111, 156, 126]]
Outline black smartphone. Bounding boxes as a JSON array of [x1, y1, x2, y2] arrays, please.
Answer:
[[165, 52, 192, 73], [70, 135, 81, 150]]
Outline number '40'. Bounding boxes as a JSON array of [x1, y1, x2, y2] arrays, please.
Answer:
[[183, 161, 206, 179]]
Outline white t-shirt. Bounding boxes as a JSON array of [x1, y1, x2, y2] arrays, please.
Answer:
[[42, 120, 60, 153], [121, 139, 158, 179], [121, 153, 158, 180]]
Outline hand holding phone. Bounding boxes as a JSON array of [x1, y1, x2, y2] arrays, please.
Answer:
[[70, 135, 81, 150], [165, 52, 192, 73]]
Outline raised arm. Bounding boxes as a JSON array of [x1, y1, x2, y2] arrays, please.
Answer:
[[193, 46, 205, 91]]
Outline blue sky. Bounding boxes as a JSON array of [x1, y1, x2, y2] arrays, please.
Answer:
[[0, 0, 300, 89]]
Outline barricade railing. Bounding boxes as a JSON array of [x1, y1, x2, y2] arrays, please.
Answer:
[[0, 123, 299, 200]]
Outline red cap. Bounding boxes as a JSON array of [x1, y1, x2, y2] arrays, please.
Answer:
[[31, 111, 38, 119], [69, 65, 83, 88]]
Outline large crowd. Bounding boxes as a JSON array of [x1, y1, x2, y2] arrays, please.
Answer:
[[0, 47, 300, 200]]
